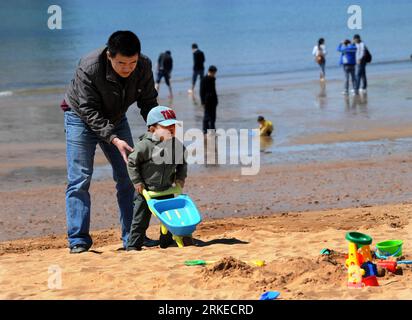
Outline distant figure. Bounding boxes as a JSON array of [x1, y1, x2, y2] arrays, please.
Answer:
[[189, 43, 205, 94], [353, 34, 368, 94], [155, 50, 173, 98], [200, 65, 218, 134], [257, 116, 273, 136], [312, 38, 327, 81], [337, 39, 358, 95]]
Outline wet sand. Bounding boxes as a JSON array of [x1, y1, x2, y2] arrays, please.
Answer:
[[2, 152, 412, 242], [292, 125, 412, 146]]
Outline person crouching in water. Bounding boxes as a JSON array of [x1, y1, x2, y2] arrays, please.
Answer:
[[257, 116, 273, 136], [126, 106, 188, 250]]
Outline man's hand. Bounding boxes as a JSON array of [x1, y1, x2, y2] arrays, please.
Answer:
[[135, 183, 145, 194], [176, 179, 185, 189], [112, 137, 134, 164]]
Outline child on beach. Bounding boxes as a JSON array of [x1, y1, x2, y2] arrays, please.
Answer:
[[257, 116, 273, 136], [126, 106, 188, 250]]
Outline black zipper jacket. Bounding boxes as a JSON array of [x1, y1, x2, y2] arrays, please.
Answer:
[[200, 75, 218, 106]]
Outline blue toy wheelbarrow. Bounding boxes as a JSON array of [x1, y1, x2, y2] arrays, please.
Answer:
[[142, 185, 202, 247]]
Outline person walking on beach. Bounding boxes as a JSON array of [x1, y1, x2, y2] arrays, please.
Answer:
[[353, 34, 368, 94], [337, 39, 358, 95], [200, 65, 218, 134], [312, 38, 327, 81], [63, 31, 158, 254], [155, 50, 173, 99], [188, 43, 205, 95]]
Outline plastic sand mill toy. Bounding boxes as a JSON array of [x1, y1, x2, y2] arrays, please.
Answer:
[[345, 231, 379, 287]]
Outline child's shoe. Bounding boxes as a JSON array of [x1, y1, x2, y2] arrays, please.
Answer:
[[159, 230, 174, 249], [143, 236, 160, 247]]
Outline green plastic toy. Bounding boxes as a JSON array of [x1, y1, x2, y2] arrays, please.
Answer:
[[345, 232, 372, 246], [184, 259, 265, 267]]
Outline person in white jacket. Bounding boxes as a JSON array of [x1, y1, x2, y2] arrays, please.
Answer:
[[354, 34, 367, 93], [312, 38, 327, 81]]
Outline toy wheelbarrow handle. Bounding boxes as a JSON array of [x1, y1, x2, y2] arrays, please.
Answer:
[[142, 184, 182, 200]]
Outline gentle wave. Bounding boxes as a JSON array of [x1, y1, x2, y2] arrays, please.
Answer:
[[2, 58, 411, 98], [0, 87, 66, 98], [0, 91, 13, 97]]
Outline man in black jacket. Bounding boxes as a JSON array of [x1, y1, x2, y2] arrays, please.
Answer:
[[200, 65, 218, 134], [63, 30, 158, 253], [189, 43, 205, 94]]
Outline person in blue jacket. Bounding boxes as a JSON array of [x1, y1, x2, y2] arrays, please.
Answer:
[[337, 39, 358, 95]]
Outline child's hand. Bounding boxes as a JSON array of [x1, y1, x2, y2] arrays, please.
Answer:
[[135, 183, 145, 194], [176, 180, 185, 189]]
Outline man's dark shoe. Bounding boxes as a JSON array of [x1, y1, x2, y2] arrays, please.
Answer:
[[126, 246, 142, 251], [70, 244, 89, 254], [143, 236, 160, 247]]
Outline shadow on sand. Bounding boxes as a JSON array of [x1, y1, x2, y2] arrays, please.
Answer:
[[192, 237, 249, 247]]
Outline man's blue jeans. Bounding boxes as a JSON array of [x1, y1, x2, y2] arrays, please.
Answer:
[[343, 64, 357, 93], [64, 110, 135, 249], [356, 63, 367, 91]]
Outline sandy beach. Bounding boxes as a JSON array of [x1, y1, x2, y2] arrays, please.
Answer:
[[1, 201, 411, 300], [2, 152, 412, 299], [3, 152, 412, 241]]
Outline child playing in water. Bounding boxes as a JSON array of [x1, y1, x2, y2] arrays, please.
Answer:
[[257, 116, 273, 136]]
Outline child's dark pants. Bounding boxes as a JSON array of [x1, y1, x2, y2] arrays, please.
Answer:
[[127, 192, 174, 249]]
